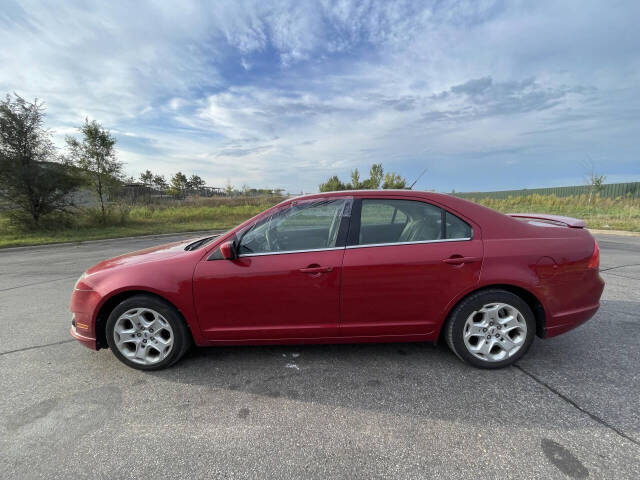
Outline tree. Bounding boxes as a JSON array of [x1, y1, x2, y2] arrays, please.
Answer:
[[169, 171, 188, 198], [0, 94, 83, 226], [187, 174, 205, 192], [319, 163, 405, 192], [382, 172, 407, 189], [587, 171, 606, 205], [583, 158, 606, 204], [153, 174, 167, 192], [139, 169, 153, 186], [589, 172, 606, 193], [319, 175, 348, 192], [225, 178, 234, 196], [139, 169, 154, 203], [66, 119, 123, 221], [366, 163, 384, 189], [350, 168, 362, 189]]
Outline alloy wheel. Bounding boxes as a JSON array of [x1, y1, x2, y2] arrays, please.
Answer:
[[112, 308, 174, 365], [462, 302, 527, 362]]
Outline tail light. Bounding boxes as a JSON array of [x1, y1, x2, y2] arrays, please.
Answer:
[[588, 240, 600, 269]]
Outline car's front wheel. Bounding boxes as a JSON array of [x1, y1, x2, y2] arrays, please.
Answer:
[[444, 289, 536, 368], [105, 294, 191, 370]]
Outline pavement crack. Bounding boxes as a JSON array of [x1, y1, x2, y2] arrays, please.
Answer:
[[0, 339, 76, 356], [600, 263, 640, 272], [514, 364, 640, 448], [0, 275, 79, 292], [600, 271, 640, 281]]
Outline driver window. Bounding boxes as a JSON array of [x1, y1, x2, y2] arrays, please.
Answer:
[[238, 199, 348, 255]]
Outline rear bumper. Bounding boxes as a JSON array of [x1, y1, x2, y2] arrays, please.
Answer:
[[545, 303, 601, 338], [544, 272, 604, 338]]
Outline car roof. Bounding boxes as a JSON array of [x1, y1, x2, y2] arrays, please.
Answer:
[[288, 189, 437, 199], [285, 189, 472, 207]]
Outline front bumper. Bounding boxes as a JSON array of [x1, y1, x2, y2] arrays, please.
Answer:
[[70, 284, 102, 351], [70, 322, 97, 350]]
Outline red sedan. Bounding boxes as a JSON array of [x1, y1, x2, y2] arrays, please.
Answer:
[[70, 190, 604, 370]]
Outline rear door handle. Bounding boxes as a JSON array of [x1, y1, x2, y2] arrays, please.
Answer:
[[442, 256, 481, 265], [299, 265, 333, 274]]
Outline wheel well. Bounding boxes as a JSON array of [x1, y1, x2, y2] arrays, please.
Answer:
[[95, 290, 189, 349], [439, 284, 546, 342]]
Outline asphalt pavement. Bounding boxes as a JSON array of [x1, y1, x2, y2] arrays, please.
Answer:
[[1, 232, 639, 479]]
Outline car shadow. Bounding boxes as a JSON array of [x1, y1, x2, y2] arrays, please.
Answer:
[[151, 340, 536, 423], [144, 299, 640, 434]]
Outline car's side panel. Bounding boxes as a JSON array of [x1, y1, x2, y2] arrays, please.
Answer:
[[480, 232, 604, 336], [71, 250, 208, 349], [337, 194, 484, 338], [340, 238, 484, 337], [192, 249, 345, 340]]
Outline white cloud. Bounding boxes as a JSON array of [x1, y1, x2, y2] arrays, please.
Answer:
[[1, 0, 639, 192]]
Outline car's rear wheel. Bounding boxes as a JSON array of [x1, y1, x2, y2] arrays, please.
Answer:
[[445, 289, 536, 369], [105, 294, 191, 370]]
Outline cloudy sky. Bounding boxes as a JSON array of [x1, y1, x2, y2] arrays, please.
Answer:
[[2, 0, 639, 193]]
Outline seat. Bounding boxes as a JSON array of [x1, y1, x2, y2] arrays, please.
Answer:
[[398, 218, 441, 242]]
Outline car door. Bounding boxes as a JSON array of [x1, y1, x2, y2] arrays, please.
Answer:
[[340, 197, 483, 338], [193, 197, 352, 341]]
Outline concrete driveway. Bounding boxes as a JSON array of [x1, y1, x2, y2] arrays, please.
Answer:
[[1, 232, 639, 479]]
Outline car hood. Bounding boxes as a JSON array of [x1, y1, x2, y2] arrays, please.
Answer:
[[85, 237, 204, 276]]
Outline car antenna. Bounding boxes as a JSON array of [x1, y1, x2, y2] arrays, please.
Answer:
[[408, 167, 428, 190]]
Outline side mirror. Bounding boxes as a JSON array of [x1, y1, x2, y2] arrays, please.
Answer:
[[219, 241, 236, 260]]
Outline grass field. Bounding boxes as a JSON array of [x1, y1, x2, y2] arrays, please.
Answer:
[[0, 196, 283, 248], [471, 193, 640, 232], [0, 193, 638, 248]]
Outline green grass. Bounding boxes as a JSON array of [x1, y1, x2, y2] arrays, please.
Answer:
[[470, 193, 640, 232], [0, 196, 283, 248], [1, 193, 638, 248]]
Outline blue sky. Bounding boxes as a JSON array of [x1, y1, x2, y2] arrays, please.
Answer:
[[2, 0, 639, 193]]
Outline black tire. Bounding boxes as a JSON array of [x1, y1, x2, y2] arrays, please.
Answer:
[[105, 294, 192, 371], [444, 289, 536, 369]]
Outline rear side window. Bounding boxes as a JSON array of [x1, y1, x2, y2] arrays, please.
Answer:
[[359, 199, 442, 245], [445, 211, 472, 239], [358, 199, 472, 245]]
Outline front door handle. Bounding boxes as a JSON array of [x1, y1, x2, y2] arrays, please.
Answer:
[[442, 256, 481, 265], [299, 265, 333, 274]]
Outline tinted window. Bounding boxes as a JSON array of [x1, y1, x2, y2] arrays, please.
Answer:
[[445, 211, 472, 239], [238, 199, 348, 255], [359, 199, 442, 245]]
